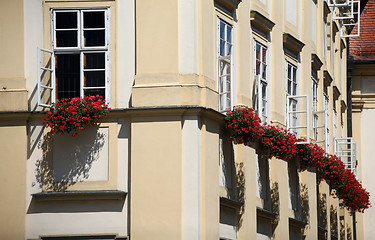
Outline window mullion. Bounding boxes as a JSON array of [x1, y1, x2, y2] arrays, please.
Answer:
[[80, 51, 84, 98]]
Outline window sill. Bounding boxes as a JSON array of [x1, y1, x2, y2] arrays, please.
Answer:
[[32, 190, 127, 201]]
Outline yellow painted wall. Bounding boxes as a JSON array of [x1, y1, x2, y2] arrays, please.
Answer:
[[0, 123, 26, 239]]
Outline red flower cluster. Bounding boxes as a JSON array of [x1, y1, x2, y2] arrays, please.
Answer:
[[261, 125, 299, 161], [225, 105, 371, 212], [225, 106, 263, 144], [43, 96, 110, 136]]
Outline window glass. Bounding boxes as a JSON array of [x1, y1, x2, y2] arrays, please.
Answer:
[[56, 12, 77, 29], [83, 11, 105, 28], [55, 54, 80, 99]]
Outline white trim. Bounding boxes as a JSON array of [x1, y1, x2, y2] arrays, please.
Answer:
[[182, 116, 201, 240], [50, 8, 111, 105], [217, 17, 233, 113], [178, 0, 198, 74]]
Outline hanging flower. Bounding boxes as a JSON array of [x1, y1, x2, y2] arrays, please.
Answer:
[[43, 96, 110, 136], [225, 105, 371, 213]]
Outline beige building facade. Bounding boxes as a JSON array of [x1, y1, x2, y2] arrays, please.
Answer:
[[0, 0, 367, 239]]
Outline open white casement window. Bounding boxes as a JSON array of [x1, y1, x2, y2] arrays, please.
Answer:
[[327, 0, 351, 7], [312, 78, 319, 140], [334, 138, 358, 177], [312, 80, 329, 149], [287, 95, 310, 144], [217, 18, 233, 113], [285, 61, 310, 144], [323, 92, 330, 151], [38, 8, 110, 108], [254, 41, 268, 123], [38, 48, 55, 107], [340, 1, 361, 38]]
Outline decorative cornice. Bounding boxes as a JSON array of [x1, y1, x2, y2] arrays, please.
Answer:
[[250, 10, 275, 34], [220, 197, 243, 211], [324, 70, 333, 86], [341, 100, 347, 113], [333, 21, 339, 35], [215, 0, 241, 11], [283, 33, 305, 55], [289, 217, 307, 229], [340, 39, 346, 50], [323, 1, 331, 19], [312, 54, 323, 72], [333, 85, 341, 100], [257, 207, 278, 223], [0, 106, 227, 124]]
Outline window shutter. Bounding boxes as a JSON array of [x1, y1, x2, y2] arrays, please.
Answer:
[[38, 47, 55, 108]]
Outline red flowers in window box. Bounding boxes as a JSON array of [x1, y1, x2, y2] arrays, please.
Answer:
[[225, 105, 371, 213], [43, 96, 110, 136]]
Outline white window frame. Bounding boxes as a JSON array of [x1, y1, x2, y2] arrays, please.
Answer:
[[324, 92, 330, 151], [327, 0, 351, 7], [38, 8, 111, 107], [333, 100, 338, 141], [340, 1, 361, 38], [217, 17, 233, 113], [334, 137, 358, 177], [285, 61, 309, 143], [323, 18, 327, 60], [37, 48, 55, 108], [254, 41, 268, 123], [285, 61, 298, 127], [312, 78, 319, 140]]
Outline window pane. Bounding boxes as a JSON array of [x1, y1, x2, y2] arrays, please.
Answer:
[[227, 26, 232, 43], [256, 45, 261, 60], [84, 30, 105, 47], [227, 44, 232, 55], [85, 71, 105, 87], [288, 65, 292, 79], [226, 76, 231, 92], [56, 12, 77, 29], [56, 30, 78, 47], [256, 60, 261, 75], [55, 54, 80, 100], [262, 64, 267, 80], [220, 21, 225, 39], [83, 11, 105, 28], [262, 47, 267, 63], [220, 40, 225, 56], [85, 89, 105, 99], [84, 53, 105, 69]]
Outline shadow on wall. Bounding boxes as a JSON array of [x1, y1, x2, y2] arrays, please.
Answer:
[[237, 162, 245, 229], [32, 127, 106, 191], [319, 193, 328, 229], [301, 183, 310, 224], [271, 181, 280, 239], [330, 204, 338, 237]]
